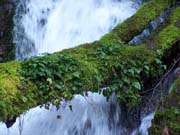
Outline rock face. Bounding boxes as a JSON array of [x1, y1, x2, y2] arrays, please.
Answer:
[[149, 77, 180, 135], [0, 0, 15, 62]]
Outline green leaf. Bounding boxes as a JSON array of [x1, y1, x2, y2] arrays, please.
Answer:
[[144, 65, 150, 71], [133, 82, 141, 90], [156, 49, 163, 56], [22, 96, 28, 103], [55, 84, 62, 89], [174, 109, 180, 115], [47, 78, 53, 84], [128, 69, 135, 76], [123, 77, 130, 84], [73, 72, 80, 78], [155, 58, 162, 64]]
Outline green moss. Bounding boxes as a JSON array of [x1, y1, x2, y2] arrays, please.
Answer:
[[169, 7, 180, 24], [100, 32, 121, 46], [0, 61, 20, 92], [112, 0, 176, 42], [149, 79, 180, 135], [145, 1, 180, 49], [156, 25, 180, 49], [150, 107, 180, 135], [0, 61, 37, 121], [0, 61, 20, 120], [169, 78, 180, 95]]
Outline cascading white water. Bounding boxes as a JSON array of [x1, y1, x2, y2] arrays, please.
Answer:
[[14, 0, 140, 59], [0, 93, 122, 135], [131, 113, 155, 135], [0, 93, 153, 135]]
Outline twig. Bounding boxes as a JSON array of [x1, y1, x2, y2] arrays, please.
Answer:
[[148, 55, 180, 106]]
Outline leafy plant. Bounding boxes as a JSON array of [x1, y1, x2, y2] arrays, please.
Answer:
[[19, 42, 166, 108]]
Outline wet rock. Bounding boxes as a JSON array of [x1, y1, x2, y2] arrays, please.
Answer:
[[149, 64, 180, 135], [5, 116, 16, 128], [161, 126, 169, 135], [128, 1, 180, 45], [0, 0, 16, 62], [174, 67, 180, 78]]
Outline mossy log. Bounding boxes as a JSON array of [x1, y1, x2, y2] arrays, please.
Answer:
[[0, 0, 180, 122]]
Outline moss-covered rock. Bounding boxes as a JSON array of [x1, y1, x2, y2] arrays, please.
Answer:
[[112, 0, 179, 42], [169, 6, 180, 24], [149, 78, 180, 135], [147, 5, 180, 133], [0, 61, 37, 121]]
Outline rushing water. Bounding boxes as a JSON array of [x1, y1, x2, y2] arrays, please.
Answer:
[[131, 113, 154, 135], [0, 93, 154, 135], [14, 0, 140, 59]]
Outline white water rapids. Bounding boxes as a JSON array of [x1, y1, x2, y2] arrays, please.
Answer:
[[0, 93, 154, 135], [14, 0, 140, 59]]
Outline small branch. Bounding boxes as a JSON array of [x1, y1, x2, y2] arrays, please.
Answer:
[[147, 55, 180, 107]]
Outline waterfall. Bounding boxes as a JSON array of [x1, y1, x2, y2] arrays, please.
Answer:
[[0, 92, 153, 135], [13, 0, 140, 60], [0, 93, 122, 135], [131, 113, 154, 135]]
